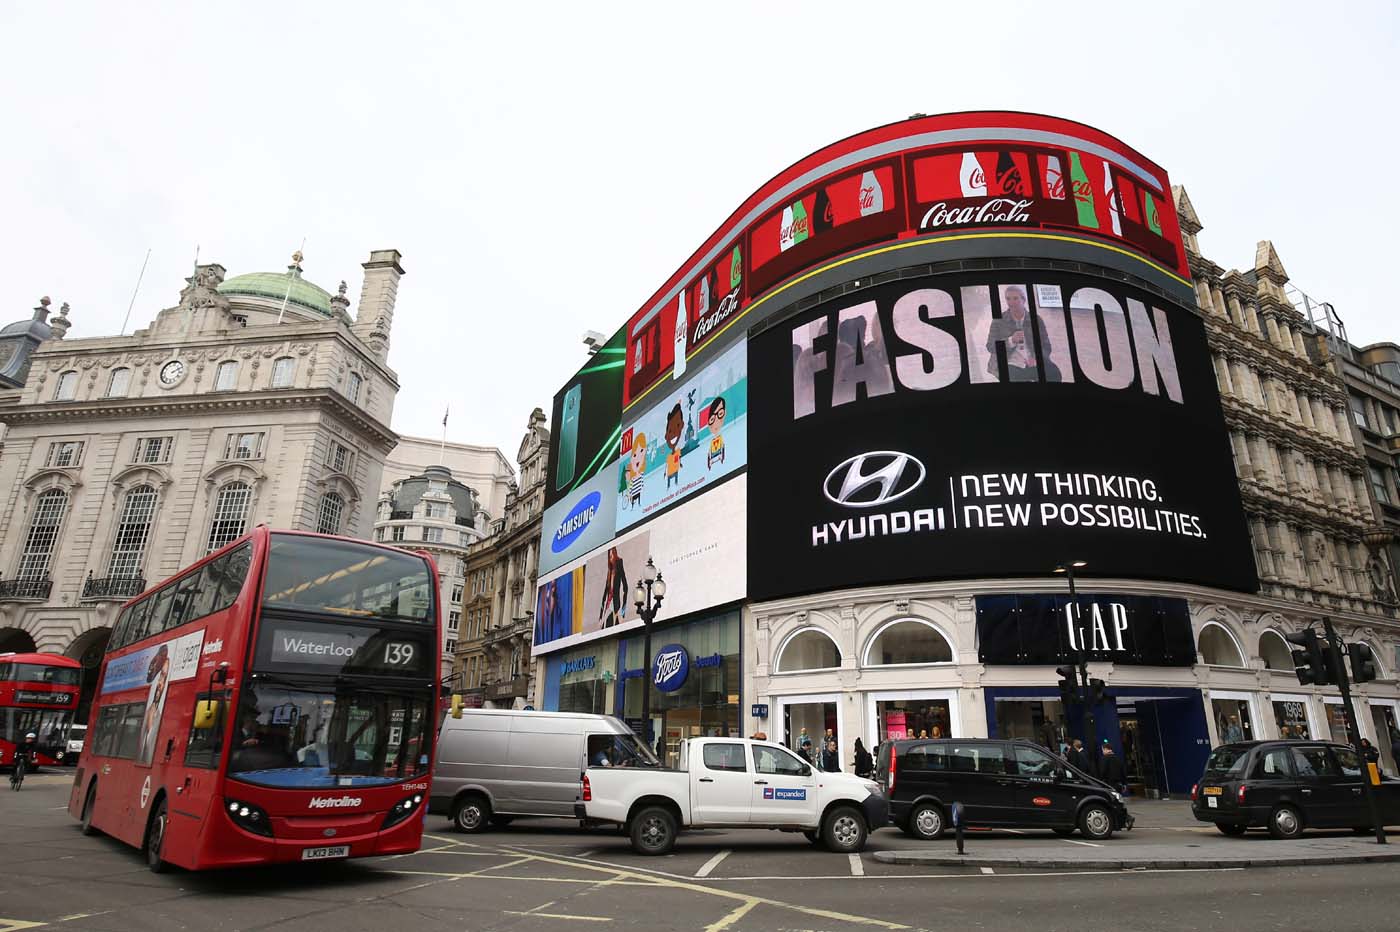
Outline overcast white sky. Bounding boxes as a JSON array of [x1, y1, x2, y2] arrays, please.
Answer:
[[2, 2, 1396, 469]]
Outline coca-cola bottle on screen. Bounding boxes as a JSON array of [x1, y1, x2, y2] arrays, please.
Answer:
[[780, 204, 796, 252], [672, 293, 688, 380], [1144, 191, 1162, 235], [1103, 161, 1122, 236], [1068, 152, 1098, 229], [860, 169, 884, 216], [791, 199, 810, 246], [959, 151, 987, 198], [1042, 155, 1065, 199], [729, 245, 743, 289], [813, 186, 835, 234], [697, 271, 711, 318]]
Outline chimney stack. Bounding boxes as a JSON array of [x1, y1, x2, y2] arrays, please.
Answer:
[[33, 296, 51, 323], [354, 249, 404, 359]]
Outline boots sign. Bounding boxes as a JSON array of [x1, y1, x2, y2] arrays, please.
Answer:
[[974, 594, 1196, 666]]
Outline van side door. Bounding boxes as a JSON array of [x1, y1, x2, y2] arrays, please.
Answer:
[[690, 741, 753, 825], [506, 718, 583, 816], [1010, 744, 1071, 825], [1289, 745, 1347, 826], [751, 744, 818, 825]]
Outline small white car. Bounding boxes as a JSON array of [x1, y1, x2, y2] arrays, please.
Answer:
[[65, 724, 87, 765], [582, 736, 888, 855]]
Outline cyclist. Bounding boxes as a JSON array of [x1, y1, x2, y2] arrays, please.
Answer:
[[10, 732, 38, 789]]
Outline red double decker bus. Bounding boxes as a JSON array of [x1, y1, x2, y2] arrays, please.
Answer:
[[1, 652, 81, 768], [69, 527, 440, 871]]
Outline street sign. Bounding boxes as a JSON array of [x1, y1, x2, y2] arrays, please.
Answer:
[[750, 703, 769, 718]]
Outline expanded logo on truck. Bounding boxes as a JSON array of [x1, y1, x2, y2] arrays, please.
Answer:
[[652, 644, 689, 692], [763, 787, 807, 801], [308, 796, 363, 809]]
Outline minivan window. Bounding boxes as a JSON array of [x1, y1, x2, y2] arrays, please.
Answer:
[[903, 743, 948, 772], [1252, 748, 1291, 780], [1013, 745, 1058, 778], [702, 743, 748, 772], [1291, 746, 1340, 778], [1332, 746, 1363, 778], [951, 743, 1007, 775], [1202, 746, 1249, 777], [753, 744, 808, 776]]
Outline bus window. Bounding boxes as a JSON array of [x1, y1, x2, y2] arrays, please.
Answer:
[[138, 587, 176, 643], [90, 705, 122, 757], [168, 572, 204, 630], [262, 535, 433, 624], [185, 690, 231, 769], [113, 703, 145, 759]]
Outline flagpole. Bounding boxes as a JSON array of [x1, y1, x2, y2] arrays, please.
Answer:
[[440, 407, 449, 465], [277, 238, 307, 325]]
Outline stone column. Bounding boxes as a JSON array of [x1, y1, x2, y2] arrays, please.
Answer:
[[1213, 355, 1236, 396], [1296, 392, 1316, 429]]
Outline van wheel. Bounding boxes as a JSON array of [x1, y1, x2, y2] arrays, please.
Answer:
[[453, 794, 490, 834], [822, 806, 868, 853], [908, 803, 945, 840], [630, 806, 677, 855], [1267, 805, 1303, 839], [1216, 823, 1248, 837], [144, 799, 170, 873], [802, 829, 823, 846], [79, 782, 100, 836], [1079, 803, 1115, 840]]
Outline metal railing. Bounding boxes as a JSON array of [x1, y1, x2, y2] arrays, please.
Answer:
[[0, 576, 53, 601], [81, 574, 146, 601]]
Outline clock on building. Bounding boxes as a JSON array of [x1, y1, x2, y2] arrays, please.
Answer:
[[159, 360, 186, 385]]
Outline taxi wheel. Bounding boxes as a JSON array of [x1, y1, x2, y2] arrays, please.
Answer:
[[1266, 805, 1303, 840], [144, 800, 170, 873], [79, 782, 100, 836], [1078, 803, 1115, 840], [1216, 823, 1248, 837]]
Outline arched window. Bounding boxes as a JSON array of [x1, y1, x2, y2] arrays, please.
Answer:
[[207, 482, 251, 553], [108, 486, 158, 579], [346, 372, 363, 405], [317, 492, 345, 535], [18, 489, 69, 579], [1199, 623, 1245, 667], [54, 370, 78, 401], [1357, 641, 1387, 680], [106, 367, 131, 398], [1259, 630, 1293, 671], [775, 628, 842, 673], [270, 357, 296, 388], [214, 360, 239, 391], [863, 619, 954, 666]]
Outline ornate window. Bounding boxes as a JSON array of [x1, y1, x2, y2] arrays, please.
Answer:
[[424, 527, 444, 543], [133, 436, 172, 464], [448, 611, 461, 632], [327, 441, 353, 474], [270, 357, 296, 388], [1199, 622, 1246, 667], [54, 370, 78, 401], [316, 492, 345, 535], [346, 372, 363, 405], [1259, 630, 1293, 671], [106, 368, 131, 398], [214, 360, 239, 391], [391, 525, 405, 542], [863, 619, 954, 666], [775, 628, 842, 673], [223, 432, 264, 461], [46, 441, 84, 468], [108, 486, 158, 578], [206, 482, 252, 553], [18, 489, 69, 580]]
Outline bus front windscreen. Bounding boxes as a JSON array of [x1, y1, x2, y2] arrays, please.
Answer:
[[1, 664, 80, 686], [261, 534, 434, 624], [228, 686, 431, 788]]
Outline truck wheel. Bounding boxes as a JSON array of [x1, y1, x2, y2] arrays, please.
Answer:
[[802, 829, 823, 846], [822, 806, 868, 853], [1079, 803, 1115, 841], [453, 794, 490, 834], [908, 803, 945, 840], [630, 806, 677, 856], [79, 782, 100, 836]]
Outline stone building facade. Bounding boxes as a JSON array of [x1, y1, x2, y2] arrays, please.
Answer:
[[380, 435, 516, 527], [454, 408, 547, 709], [0, 250, 404, 717]]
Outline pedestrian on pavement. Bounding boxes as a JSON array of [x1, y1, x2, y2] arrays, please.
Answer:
[[821, 739, 840, 772], [1360, 738, 1380, 766], [853, 738, 874, 778], [1067, 738, 1092, 775], [797, 738, 813, 765], [1099, 744, 1126, 792]]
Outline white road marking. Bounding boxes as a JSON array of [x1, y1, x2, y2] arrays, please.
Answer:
[[696, 849, 732, 878], [980, 867, 995, 875], [848, 854, 865, 876], [503, 910, 612, 922], [1062, 839, 1102, 847]]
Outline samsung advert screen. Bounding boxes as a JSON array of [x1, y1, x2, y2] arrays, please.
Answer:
[[747, 270, 1258, 601]]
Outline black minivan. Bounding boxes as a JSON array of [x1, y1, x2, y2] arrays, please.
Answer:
[[1191, 740, 1400, 838], [876, 738, 1133, 840]]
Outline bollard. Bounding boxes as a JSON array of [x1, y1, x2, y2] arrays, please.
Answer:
[[952, 801, 965, 855]]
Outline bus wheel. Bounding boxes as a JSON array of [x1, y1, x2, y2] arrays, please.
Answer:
[[145, 799, 170, 873], [79, 782, 100, 836]]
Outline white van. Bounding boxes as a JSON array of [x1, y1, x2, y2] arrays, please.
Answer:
[[430, 709, 655, 832]]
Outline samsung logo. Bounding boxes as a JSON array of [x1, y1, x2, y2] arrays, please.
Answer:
[[552, 491, 602, 554], [308, 796, 362, 809]]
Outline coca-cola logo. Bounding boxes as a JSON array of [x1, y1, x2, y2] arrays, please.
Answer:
[[781, 217, 810, 242], [1044, 166, 1065, 199], [965, 167, 986, 190], [860, 186, 878, 210], [919, 198, 1033, 231], [692, 288, 741, 345], [1071, 179, 1093, 203]]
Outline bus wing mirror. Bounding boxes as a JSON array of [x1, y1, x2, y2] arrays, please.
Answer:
[[450, 694, 464, 719], [194, 699, 223, 729]]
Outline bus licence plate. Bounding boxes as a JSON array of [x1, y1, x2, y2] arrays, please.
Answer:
[[301, 845, 350, 861]]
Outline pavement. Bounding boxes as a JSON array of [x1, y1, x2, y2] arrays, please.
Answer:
[[4, 772, 1400, 932]]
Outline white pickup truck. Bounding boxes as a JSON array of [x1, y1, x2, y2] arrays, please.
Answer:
[[581, 737, 888, 855]]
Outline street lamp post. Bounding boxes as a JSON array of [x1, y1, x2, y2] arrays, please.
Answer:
[[633, 557, 667, 750], [1054, 560, 1096, 772]]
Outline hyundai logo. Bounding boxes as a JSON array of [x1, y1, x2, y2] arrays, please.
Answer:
[[823, 452, 926, 507]]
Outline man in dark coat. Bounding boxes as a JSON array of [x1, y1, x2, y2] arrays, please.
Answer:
[[820, 739, 840, 773], [1098, 744, 1127, 792], [1066, 738, 1094, 776]]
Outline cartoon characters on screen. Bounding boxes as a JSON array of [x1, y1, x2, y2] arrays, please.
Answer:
[[706, 395, 726, 469], [626, 432, 648, 510], [664, 404, 684, 489]]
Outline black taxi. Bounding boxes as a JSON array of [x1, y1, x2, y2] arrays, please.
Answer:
[[1191, 740, 1400, 838]]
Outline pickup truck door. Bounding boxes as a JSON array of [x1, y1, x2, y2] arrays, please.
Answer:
[[691, 742, 754, 824], [750, 744, 818, 825]]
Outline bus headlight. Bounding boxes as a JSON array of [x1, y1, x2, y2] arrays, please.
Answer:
[[225, 798, 274, 837], [382, 793, 424, 829]]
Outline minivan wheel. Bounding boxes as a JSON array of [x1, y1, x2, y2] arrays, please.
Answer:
[[1216, 823, 1248, 837], [1079, 803, 1115, 840], [453, 794, 490, 834], [630, 806, 677, 855], [1267, 805, 1303, 840], [909, 803, 945, 840], [822, 806, 868, 853]]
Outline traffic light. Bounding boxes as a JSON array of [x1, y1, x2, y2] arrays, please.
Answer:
[[1349, 642, 1378, 683], [1088, 678, 1107, 706], [1056, 666, 1078, 706], [1286, 629, 1332, 686]]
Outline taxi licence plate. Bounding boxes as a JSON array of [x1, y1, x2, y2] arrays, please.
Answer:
[[1202, 786, 1223, 796], [301, 845, 350, 861]]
